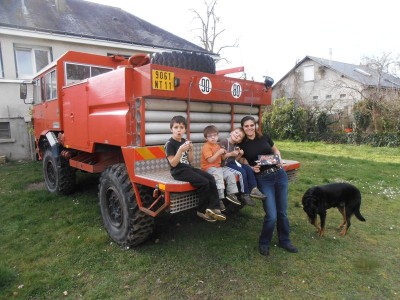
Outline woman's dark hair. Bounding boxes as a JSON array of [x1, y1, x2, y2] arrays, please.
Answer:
[[240, 115, 256, 127], [240, 115, 263, 139]]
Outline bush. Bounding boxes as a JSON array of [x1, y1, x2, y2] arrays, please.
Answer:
[[264, 97, 400, 147], [263, 98, 306, 140], [346, 132, 400, 147], [354, 110, 371, 132]]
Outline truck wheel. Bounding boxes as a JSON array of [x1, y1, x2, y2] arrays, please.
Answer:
[[151, 51, 216, 74], [43, 149, 76, 195], [98, 164, 154, 247]]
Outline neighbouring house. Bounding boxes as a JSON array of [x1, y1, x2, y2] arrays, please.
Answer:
[[0, 0, 211, 161], [272, 56, 400, 128]]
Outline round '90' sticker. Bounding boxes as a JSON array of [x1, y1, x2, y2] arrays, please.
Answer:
[[199, 77, 212, 94]]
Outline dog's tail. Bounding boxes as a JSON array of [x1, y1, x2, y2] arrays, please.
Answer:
[[355, 209, 366, 222]]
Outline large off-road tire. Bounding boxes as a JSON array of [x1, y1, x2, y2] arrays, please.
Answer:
[[43, 149, 76, 195], [98, 164, 155, 247], [151, 51, 216, 74]]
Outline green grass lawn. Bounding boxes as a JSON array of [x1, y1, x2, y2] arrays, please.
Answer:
[[1, 141, 399, 299]]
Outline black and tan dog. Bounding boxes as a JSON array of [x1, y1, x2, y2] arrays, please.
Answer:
[[302, 183, 366, 236]]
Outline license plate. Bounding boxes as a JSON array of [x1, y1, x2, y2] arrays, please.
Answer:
[[152, 70, 174, 91]]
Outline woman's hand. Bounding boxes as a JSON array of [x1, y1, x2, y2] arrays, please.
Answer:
[[272, 145, 283, 167], [252, 164, 261, 173]]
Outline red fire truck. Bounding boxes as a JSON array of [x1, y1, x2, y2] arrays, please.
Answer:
[[21, 51, 300, 246]]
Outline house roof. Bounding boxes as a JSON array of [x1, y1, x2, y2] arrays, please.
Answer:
[[0, 0, 210, 54], [275, 55, 400, 89]]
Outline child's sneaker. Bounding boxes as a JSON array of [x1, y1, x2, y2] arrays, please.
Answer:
[[206, 208, 227, 221], [225, 194, 241, 206], [242, 194, 256, 207], [219, 200, 226, 211], [250, 187, 266, 199], [197, 211, 217, 222]]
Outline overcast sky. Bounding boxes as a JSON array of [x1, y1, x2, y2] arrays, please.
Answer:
[[86, 0, 400, 82]]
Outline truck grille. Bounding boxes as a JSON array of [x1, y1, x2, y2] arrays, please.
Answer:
[[169, 191, 199, 214]]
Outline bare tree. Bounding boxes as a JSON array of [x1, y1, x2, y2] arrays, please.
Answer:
[[324, 53, 400, 132], [361, 52, 400, 82], [190, 0, 238, 64], [357, 53, 400, 131]]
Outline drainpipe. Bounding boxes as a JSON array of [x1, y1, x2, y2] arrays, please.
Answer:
[[28, 125, 35, 161]]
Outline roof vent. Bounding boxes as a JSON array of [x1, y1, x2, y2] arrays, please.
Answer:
[[354, 68, 371, 76], [112, 17, 118, 21]]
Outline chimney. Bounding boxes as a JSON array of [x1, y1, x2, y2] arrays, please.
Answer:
[[329, 48, 332, 66], [55, 0, 66, 12]]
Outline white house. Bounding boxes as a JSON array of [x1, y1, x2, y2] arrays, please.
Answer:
[[272, 56, 400, 115], [0, 0, 210, 160]]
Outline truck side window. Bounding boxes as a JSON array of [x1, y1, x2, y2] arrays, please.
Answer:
[[33, 79, 42, 104], [44, 70, 57, 101], [40, 77, 45, 102], [91, 66, 112, 76], [66, 64, 90, 85], [65, 63, 112, 85]]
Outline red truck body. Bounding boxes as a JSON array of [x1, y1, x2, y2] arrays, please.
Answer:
[[27, 50, 300, 246]]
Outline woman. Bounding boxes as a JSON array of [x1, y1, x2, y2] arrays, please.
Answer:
[[239, 116, 298, 256]]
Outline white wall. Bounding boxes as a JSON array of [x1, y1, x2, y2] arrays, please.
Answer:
[[272, 59, 363, 111], [0, 32, 150, 160]]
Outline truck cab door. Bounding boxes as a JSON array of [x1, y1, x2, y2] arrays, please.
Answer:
[[62, 82, 90, 151], [32, 70, 62, 136]]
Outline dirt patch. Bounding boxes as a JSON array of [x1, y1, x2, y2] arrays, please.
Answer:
[[26, 182, 46, 191]]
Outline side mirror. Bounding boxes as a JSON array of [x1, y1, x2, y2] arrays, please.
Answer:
[[20, 83, 27, 100], [264, 76, 274, 90]]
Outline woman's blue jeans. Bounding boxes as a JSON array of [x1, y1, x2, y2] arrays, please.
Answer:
[[255, 168, 291, 248]]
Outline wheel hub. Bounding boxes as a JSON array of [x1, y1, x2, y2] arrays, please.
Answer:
[[106, 187, 123, 228]]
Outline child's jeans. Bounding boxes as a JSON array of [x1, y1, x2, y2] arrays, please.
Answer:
[[225, 161, 257, 194], [206, 166, 238, 199]]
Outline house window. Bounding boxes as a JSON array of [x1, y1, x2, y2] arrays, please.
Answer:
[[65, 63, 113, 85], [313, 96, 318, 100], [304, 65, 314, 82], [14, 45, 52, 78], [0, 43, 4, 78], [340, 94, 346, 98], [0, 122, 11, 139], [326, 95, 332, 99]]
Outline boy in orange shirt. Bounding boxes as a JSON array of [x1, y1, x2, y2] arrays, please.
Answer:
[[200, 125, 241, 210]]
